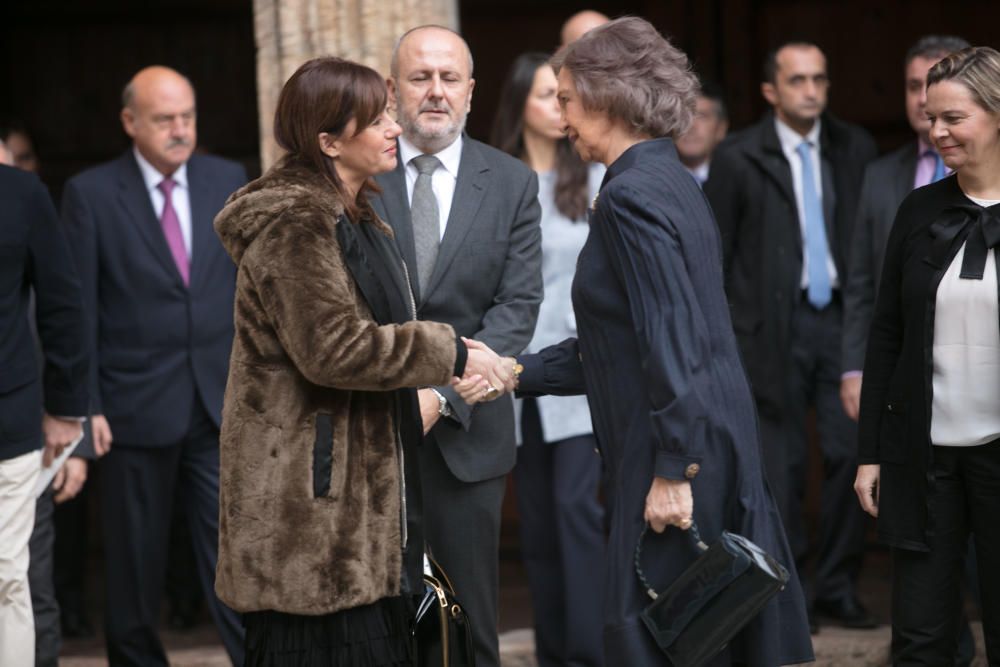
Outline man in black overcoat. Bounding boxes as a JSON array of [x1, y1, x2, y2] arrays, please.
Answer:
[[705, 41, 877, 630]]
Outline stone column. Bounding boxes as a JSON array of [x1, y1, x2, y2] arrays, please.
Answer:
[[253, 0, 458, 169]]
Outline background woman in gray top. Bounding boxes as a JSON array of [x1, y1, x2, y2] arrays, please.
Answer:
[[491, 52, 606, 667]]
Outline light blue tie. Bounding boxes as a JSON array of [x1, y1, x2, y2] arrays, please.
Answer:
[[932, 151, 947, 183], [796, 141, 831, 309]]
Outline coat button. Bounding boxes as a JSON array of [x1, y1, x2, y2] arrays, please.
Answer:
[[684, 463, 700, 479]]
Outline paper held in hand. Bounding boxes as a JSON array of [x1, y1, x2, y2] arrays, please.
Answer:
[[34, 430, 85, 498]]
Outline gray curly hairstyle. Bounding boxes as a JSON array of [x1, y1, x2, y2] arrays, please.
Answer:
[[550, 16, 699, 139]]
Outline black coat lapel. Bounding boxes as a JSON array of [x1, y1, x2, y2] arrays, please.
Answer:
[[117, 152, 186, 288], [896, 143, 920, 201], [749, 121, 796, 210]]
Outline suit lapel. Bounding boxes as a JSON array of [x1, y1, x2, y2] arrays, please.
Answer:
[[423, 140, 490, 299], [896, 142, 919, 202], [749, 121, 796, 210], [187, 156, 215, 290], [117, 152, 185, 288]]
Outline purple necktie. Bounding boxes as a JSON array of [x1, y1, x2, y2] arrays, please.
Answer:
[[157, 178, 189, 286]]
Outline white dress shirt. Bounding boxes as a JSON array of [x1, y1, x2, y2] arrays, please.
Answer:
[[133, 147, 192, 257], [774, 117, 839, 289], [931, 194, 1000, 447], [684, 161, 710, 187], [398, 135, 463, 241]]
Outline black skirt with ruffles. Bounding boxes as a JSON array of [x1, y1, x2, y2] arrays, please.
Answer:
[[244, 595, 415, 666]]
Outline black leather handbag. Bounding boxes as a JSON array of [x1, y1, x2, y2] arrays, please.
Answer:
[[634, 521, 790, 667], [412, 554, 476, 667]]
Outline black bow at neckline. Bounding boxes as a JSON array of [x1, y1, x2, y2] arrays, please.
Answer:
[[927, 203, 1000, 280]]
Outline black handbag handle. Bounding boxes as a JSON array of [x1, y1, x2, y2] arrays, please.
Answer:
[[634, 521, 709, 600]]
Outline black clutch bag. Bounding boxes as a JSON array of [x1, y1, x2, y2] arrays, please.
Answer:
[[634, 521, 790, 667], [412, 553, 476, 667]]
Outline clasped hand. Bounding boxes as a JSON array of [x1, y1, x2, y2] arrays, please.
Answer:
[[451, 337, 517, 404], [417, 338, 518, 435]]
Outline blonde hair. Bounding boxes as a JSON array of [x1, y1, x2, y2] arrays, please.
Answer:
[[927, 46, 1000, 113]]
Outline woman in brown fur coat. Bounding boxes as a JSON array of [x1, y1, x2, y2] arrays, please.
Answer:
[[213, 57, 499, 666]]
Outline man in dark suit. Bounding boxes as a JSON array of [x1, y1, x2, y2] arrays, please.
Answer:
[[0, 164, 88, 666], [370, 26, 542, 667], [61, 66, 247, 666], [704, 42, 878, 631], [675, 80, 729, 187]]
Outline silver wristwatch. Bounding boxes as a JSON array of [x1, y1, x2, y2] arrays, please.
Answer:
[[430, 388, 453, 418]]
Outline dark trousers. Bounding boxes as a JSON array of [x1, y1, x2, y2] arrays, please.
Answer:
[[419, 434, 506, 667], [29, 489, 60, 667], [891, 442, 1000, 666], [165, 495, 204, 620], [53, 470, 90, 624], [514, 398, 605, 667], [100, 399, 244, 666], [757, 295, 868, 603]]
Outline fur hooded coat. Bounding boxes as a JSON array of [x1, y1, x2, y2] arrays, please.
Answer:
[[213, 158, 461, 615]]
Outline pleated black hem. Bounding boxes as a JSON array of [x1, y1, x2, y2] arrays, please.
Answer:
[[244, 595, 414, 667]]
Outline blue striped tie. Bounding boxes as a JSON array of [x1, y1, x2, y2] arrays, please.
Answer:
[[797, 141, 831, 309]]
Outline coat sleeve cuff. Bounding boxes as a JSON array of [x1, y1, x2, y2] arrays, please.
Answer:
[[654, 452, 703, 481], [513, 353, 544, 396], [437, 385, 473, 431], [453, 336, 468, 377], [43, 389, 89, 420]]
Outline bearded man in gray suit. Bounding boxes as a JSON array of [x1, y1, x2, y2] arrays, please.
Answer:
[[370, 25, 542, 667]]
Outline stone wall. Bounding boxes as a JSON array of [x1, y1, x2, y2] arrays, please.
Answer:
[[253, 0, 458, 169]]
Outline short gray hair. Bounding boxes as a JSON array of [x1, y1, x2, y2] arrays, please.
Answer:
[[389, 25, 474, 80], [550, 16, 698, 139]]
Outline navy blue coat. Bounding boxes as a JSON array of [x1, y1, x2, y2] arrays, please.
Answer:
[[61, 151, 246, 445], [517, 139, 813, 665], [0, 165, 88, 460]]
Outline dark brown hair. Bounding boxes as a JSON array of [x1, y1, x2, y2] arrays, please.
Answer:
[[490, 52, 590, 221], [550, 16, 698, 139], [273, 57, 387, 221]]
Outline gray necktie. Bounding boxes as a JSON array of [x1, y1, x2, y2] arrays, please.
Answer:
[[410, 154, 442, 291]]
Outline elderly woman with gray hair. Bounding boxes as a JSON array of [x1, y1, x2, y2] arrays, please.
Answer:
[[491, 16, 814, 665]]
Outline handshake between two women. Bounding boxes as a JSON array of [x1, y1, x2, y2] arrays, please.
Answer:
[[456, 337, 518, 403], [417, 337, 518, 435]]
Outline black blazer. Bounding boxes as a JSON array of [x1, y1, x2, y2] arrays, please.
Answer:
[[858, 176, 1000, 551], [0, 165, 88, 459], [841, 141, 920, 373], [705, 112, 877, 415], [61, 151, 246, 446]]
